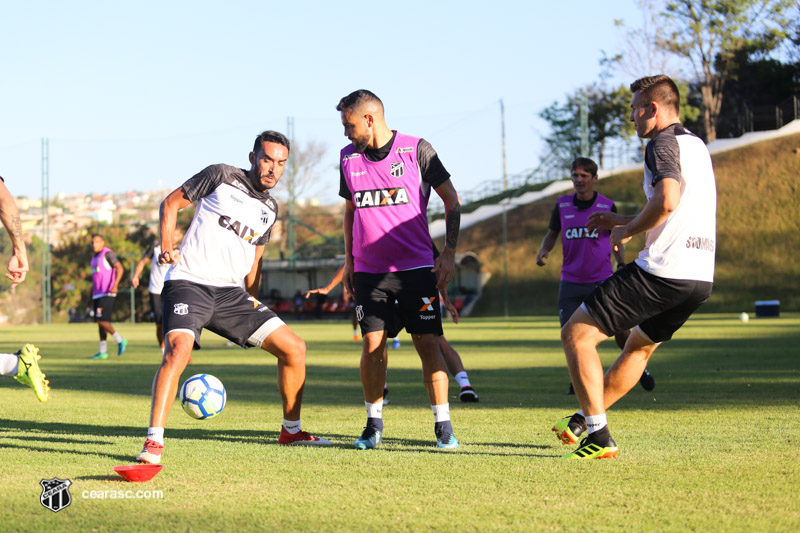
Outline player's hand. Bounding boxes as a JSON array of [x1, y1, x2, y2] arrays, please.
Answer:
[[610, 225, 632, 250], [6, 252, 28, 290], [446, 301, 459, 324], [304, 287, 329, 299], [432, 247, 455, 291], [588, 211, 624, 232], [131, 276, 140, 289], [536, 249, 548, 266], [159, 249, 180, 264], [342, 260, 354, 298]]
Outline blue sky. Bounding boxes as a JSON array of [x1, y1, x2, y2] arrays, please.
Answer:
[[0, 1, 642, 202]]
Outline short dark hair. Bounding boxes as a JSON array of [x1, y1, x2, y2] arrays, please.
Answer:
[[571, 157, 598, 177], [252, 130, 290, 154], [91, 233, 104, 241], [336, 90, 383, 113], [630, 74, 680, 115]]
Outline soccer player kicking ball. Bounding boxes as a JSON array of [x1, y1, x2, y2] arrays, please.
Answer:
[[337, 90, 462, 450], [136, 131, 331, 465], [554, 75, 716, 459]]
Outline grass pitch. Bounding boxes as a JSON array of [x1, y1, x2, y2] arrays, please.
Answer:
[[0, 314, 798, 532]]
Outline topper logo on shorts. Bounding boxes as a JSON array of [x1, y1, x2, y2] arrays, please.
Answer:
[[419, 296, 437, 312], [354, 187, 409, 208], [390, 162, 404, 178], [174, 303, 189, 316], [218, 215, 262, 243], [564, 227, 600, 240]]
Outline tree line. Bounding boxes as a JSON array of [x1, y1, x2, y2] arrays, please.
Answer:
[[539, 0, 799, 171]]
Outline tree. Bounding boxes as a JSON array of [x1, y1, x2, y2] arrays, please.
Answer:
[[271, 139, 329, 259], [660, 0, 792, 141], [602, 0, 677, 79], [539, 84, 635, 169]]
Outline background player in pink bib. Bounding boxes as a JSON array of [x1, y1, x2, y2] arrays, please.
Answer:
[[536, 158, 654, 394]]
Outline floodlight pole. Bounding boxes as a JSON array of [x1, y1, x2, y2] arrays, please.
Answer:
[[286, 116, 296, 268], [41, 138, 51, 324], [500, 99, 509, 319]]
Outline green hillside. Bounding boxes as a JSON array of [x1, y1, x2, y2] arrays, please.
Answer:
[[460, 132, 800, 316]]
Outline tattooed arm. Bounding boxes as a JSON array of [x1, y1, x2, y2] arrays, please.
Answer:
[[432, 179, 461, 291], [0, 179, 28, 289]]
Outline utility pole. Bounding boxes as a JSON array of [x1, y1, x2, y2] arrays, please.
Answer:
[[500, 99, 509, 319], [286, 117, 296, 268], [580, 91, 589, 157], [41, 138, 51, 324]]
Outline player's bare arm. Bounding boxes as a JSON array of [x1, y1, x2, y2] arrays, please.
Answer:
[[611, 178, 680, 248], [306, 264, 344, 299], [342, 200, 356, 296], [245, 246, 265, 298], [536, 229, 559, 266], [159, 187, 193, 264], [0, 180, 28, 288], [131, 256, 150, 289], [586, 211, 634, 232], [110, 260, 124, 295], [433, 179, 460, 290]]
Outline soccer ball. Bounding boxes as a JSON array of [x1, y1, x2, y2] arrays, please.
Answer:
[[739, 312, 750, 323], [180, 374, 226, 420]]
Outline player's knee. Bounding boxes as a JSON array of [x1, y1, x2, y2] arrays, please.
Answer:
[[282, 336, 306, 365]]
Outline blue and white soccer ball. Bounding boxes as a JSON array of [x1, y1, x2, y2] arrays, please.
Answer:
[[180, 373, 226, 420]]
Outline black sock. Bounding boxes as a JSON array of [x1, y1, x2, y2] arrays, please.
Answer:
[[434, 420, 453, 438], [589, 425, 613, 445], [367, 417, 383, 431]]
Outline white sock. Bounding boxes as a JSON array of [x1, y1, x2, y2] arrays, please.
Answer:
[[365, 401, 383, 419], [282, 418, 301, 434], [431, 403, 450, 423], [147, 427, 165, 445], [353, 329, 358, 336], [99, 340, 108, 354], [0, 353, 19, 375], [454, 371, 471, 388], [112, 332, 123, 343], [585, 414, 608, 434]]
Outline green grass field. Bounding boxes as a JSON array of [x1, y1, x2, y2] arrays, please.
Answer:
[[1, 315, 798, 532]]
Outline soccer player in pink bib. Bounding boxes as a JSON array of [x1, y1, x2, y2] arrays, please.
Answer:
[[337, 90, 462, 449]]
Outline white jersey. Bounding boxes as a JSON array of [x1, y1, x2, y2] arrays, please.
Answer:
[[635, 124, 716, 282], [165, 164, 277, 288], [140, 242, 169, 294]]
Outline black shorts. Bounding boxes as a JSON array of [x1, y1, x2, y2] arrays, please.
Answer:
[[353, 268, 442, 336], [149, 293, 163, 324], [582, 263, 713, 343], [162, 280, 286, 349], [93, 296, 116, 322], [558, 281, 601, 327]]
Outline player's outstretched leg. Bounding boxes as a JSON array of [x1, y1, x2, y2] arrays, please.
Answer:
[[136, 332, 194, 464], [13, 344, 50, 402], [263, 325, 331, 446]]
